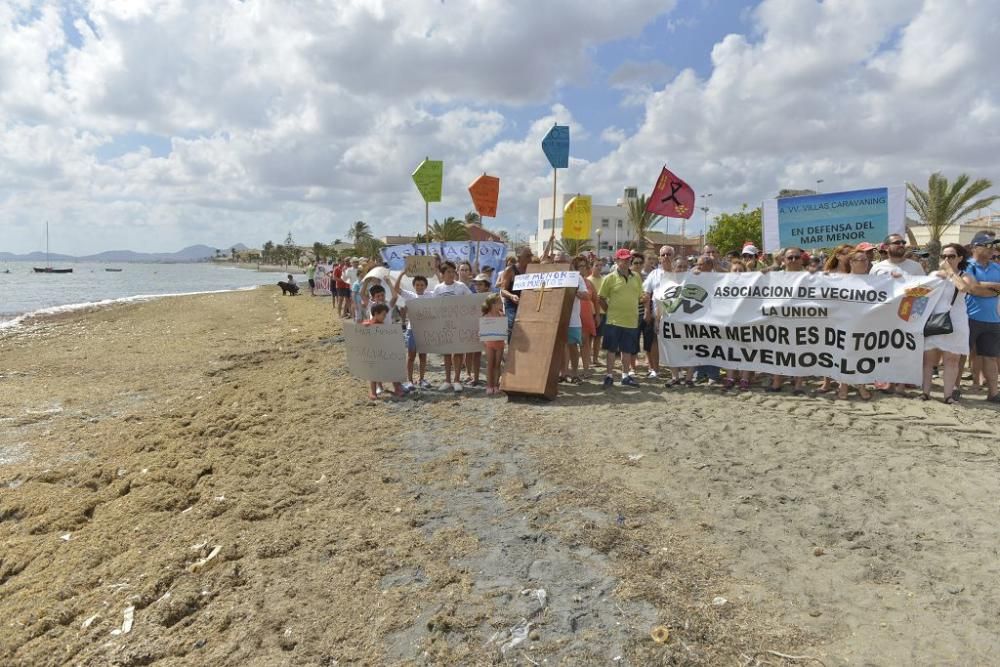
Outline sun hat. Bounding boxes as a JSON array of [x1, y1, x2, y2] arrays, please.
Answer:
[[741, 244, 759, 255], [855, 242, 876, 252], [473, 273, 491, 283], [615, 248, 633, 260]]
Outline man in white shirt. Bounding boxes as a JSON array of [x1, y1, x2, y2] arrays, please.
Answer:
[[641, 245, 676, 378], [563, 265, 594, 383], [870, 234, 926, 277]]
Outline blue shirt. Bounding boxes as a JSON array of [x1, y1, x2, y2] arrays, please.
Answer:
[[965, 261, 1000, 323]]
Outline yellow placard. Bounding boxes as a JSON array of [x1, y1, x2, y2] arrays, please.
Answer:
[[562, 195, 592, 240]]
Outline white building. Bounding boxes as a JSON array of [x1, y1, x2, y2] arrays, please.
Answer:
[[530, 187, 700, 257]]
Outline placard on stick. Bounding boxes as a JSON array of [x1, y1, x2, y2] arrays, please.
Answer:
[[405, 254, 437, 277], [502, 263, 574, 400], [344, 322, 407, 382]]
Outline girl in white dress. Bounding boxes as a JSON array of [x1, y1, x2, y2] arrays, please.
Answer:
[[922, 243, 979, 403]]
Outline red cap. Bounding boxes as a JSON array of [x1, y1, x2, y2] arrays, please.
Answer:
[[615, 248, 633, 260], [855, 242, 876, 252]]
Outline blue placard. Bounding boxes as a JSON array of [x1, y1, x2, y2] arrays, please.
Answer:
[[774, 188, 890, 249], [542, 125, 570, 169], [380, 242, 508, 276]]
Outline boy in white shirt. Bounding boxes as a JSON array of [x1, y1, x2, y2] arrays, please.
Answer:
[[431, 261, 472, 391], [391, 270, 432, 390]]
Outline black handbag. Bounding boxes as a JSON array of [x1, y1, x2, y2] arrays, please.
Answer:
[[923, 278, 960, 337]]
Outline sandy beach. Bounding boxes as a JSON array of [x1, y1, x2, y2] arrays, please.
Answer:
[[2, 286, 1000, 666]]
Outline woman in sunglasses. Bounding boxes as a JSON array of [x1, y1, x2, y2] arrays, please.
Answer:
[[921, 243, 976, 403], [767, 248, 808, 394]]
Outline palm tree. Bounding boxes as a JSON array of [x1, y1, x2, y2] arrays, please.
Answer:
[[555, 237, 594, 256], [347, 221, 373, 245], [908, 173, 998, 269], [465, 210, 482, 226], [430, 217, 470, 241], [262, 240, 275, 264], [625, 194, 663, 252]]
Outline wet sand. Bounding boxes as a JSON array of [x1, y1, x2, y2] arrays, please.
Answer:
[[1, 287, 998, 665]]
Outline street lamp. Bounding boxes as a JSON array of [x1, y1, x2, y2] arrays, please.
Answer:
[[697, 193, 713, 249], [595, 228, 603, 259]]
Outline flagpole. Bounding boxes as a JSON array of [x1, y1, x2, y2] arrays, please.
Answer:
[[425, 201, 430, 255], [550, 166, 557, 256]]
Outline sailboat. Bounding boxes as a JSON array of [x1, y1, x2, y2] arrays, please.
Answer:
[[33, 222, 73, 273]]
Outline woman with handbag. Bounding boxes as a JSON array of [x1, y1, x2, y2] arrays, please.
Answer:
[[922, 243, 978, 403]]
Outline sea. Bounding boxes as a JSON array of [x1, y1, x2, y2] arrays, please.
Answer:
[[0, 261, 293, 328]]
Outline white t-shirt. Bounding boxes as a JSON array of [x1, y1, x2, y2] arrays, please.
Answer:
[[644, 268, 682, 318], [343, 267, 359, 283], [395, 289, 432, 330], [569, 274, 590, 328], [431, 281, 473, 297], [870, 259, 925, 277]]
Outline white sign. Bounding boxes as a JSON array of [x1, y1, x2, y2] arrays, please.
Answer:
[[658, 272, 945, 384], [344, 322, 407, 382], [406, 293, 490, 354], [479, 316, 507, 342], [512, 271, 579, 291]]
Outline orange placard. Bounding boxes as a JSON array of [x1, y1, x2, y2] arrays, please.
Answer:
[[468, 174, 500, 218]]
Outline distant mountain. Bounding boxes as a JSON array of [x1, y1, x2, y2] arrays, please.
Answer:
[[0, 244, 246, 263]]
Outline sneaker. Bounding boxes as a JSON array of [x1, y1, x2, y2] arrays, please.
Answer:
[[627, 370, 637, 378], [647, 370, 658, 379], [375, 386, 384, 396], [622, 376, 640, 387], [453, 382, 464, 392], [602, 374, 614, 389], [437, 381, 453, 392], [402, 382, 415, 392], [419, 379, 432, 389]]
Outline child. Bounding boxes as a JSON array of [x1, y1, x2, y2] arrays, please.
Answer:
[[432, 261, 472, 391], [361, 283, 387, 320], [481, 293, 505, 395], [391, 270, 432, 391], [461, 273, 493, 386], [362, 303, 405, 401]]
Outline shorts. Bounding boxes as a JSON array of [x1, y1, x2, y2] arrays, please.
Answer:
[[485, 340, 505, 352], [640, 319, 656, 352], [506, 305, 518, 343], [602, 324, 639, 355], [969, 319, 1000, 357], [308, 278, 316, 288], [596, 314, 607, 337], [405, 328, 416, 352], [567, 326, 582, 345], [337, 287, 350, 298]]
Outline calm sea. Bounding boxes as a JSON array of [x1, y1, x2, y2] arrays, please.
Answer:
[[0, 261, 297, 327]]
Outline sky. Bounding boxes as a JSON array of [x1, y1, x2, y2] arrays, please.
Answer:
[[1, 0, 999, 255]]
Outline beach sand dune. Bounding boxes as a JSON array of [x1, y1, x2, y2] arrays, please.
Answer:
[[1, 287, 998, 665]]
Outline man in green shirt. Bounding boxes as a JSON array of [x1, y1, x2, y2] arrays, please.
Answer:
[[306, 262, 317, 296], [598, 248, 643, 388]]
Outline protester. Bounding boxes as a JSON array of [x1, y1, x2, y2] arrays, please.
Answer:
[[561, 259, 595, 384], [390, 270, 432, 391], [432, 261, 473, 392], [574, 256, 599, 376], [922, 243, 976, 403], [703, 244, 727, 271], [964, 232, 1000, 403], [631, 254, 653, 376], [480, 293, 506, 395], [871, 234, 925, 277], [824, 244, 854, 273], [458, 261, 475, 291], [460, 273, 493, 386], [588, 260, 606, 367], [362, 303, 405, 401], [768, 247, 807, 394], [741, 244, 764, 271], [642, 245, 676, 379], [500, 247, 532, 342], [730, 259, 746, 273], [598, 248, 643, 388]]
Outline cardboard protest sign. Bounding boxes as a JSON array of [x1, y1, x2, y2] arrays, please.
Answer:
[[513, 271, 579, 291], [407, 293, 490, 354], [562, 195, 592, 240], [762, 186, 905, 251], [542, 125, 570, 169], [412, 158, 443, 203], [469, 174, 500, 218], [405, 254, 437, 277], [479, 317, 507, 343], [344, 322, 407, 382], [657, 272, 945, 384]]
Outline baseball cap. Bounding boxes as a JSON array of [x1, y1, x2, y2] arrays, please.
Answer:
[[741, 244, 759, 255], [615, 248, 633, 260], [971, 231, 997, 246], [855, 242, 876, 252]]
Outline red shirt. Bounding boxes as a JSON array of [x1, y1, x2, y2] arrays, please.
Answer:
[[333, 266, 348, 289]]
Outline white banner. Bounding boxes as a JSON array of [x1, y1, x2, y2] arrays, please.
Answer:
[[658, 272, 945, 384], [344, 322, 407, 382], [407, 293, 490, 354], [513, 271, 579, 291]]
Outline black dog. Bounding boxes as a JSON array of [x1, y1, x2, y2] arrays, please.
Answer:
[[278, 280, 299, 296]]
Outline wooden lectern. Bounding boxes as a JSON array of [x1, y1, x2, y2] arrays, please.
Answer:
[[502, 263, 575, 400]]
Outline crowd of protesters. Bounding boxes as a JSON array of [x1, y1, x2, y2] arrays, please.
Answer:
[[315, 231, 1000, 404]]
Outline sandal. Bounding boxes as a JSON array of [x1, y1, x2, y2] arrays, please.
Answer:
[[943, 395, 957, 405], [920, 393, 931, 401], [738, 379, 750, 391], [858, 387, 873, 401], [569, 376, 582, 385], [766, 386, 782, 393]]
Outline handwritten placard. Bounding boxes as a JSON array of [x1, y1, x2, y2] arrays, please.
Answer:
[[344, 322, 407, 382], [406, 293, 490, 354], [542, 124, 570, 169], [513, 271, 578, 291], [469, 174, 500, 218], [405, 254, 438, 277], [479, 317, 507, 342]]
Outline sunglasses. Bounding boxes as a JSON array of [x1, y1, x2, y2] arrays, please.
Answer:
[[889, 240, 906, 246], [785, 255, 802, 261]]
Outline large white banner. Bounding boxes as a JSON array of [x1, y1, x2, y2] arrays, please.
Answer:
[[344, 322, 407, 382], [656, 272, 945, 384], [406, 293, 490, 354]]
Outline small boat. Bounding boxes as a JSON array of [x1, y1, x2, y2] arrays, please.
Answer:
[[105, 268, 123, 272], [33, 222, 73, 274]]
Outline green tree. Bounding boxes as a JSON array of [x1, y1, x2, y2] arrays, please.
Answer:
[[262, 240, 275, 264], [312, 241, 328, 262], [555, 237, 594, 256], [705, 205, 763, 255], [465, 210, 482, 226], [625, 194, 663, 252], [347, 221, 373, 245], [908, 173, 998, 270], [430, 217, 470, 241]]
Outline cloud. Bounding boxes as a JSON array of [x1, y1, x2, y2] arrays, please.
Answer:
[[609, 59, 676, 90]]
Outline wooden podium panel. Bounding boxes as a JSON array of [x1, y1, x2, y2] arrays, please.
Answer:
[[502, 263, 575, 400]]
